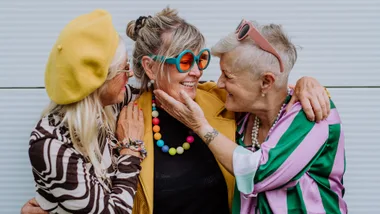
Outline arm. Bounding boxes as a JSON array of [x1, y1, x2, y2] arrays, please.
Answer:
[[29, 138, 141, 214]]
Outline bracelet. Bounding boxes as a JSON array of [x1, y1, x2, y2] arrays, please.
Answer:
[[116, 138, 147, 160]]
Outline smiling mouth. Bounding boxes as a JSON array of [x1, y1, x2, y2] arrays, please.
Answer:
[[180, 81, 196, 88]]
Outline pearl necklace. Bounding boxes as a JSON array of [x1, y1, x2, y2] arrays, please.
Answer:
[[151, 95, 195, 156], [251, 88, 290, 150]]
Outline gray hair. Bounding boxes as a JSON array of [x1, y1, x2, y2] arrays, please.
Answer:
[[126, 7, 206, 93], [211, 21, 297, 87]]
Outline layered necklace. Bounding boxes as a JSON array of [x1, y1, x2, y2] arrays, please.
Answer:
[[151, 95, 195, 156], [251, 88, 290, 150]]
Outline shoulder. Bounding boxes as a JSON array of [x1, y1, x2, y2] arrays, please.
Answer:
[[30, 114, 74, 152], [197, 81, 228, 103]]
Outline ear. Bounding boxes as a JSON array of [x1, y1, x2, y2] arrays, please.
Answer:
[[141, 56, 156, 80], [260, 72, 276, 93]]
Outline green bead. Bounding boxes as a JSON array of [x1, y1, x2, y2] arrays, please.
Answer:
[[169, 148, 177, 156], [183, 142, 190, 150]]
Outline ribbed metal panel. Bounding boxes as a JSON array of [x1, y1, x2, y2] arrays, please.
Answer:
[[0, 89, 50, 214], [0, 0, 379, 87], [0, 0, 379, 213]]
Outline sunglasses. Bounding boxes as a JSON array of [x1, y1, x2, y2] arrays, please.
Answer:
[[236, 19, 284, 73], [149, 49, 211, 73]]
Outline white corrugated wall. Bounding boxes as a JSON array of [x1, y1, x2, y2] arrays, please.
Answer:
[[0, 0, 379, 213]]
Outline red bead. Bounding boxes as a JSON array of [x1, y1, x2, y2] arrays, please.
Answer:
[[152, 117, 160, 125], [152, 100, 156, 103], [186, 136, 194, 143]]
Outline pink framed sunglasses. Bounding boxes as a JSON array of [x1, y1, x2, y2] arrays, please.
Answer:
[[235, 19, 284, 72]]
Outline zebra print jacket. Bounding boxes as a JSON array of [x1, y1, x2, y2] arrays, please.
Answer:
[[28, 85, 141, 214]]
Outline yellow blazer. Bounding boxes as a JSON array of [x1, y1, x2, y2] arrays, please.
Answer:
[[132, 82, 236, 214]]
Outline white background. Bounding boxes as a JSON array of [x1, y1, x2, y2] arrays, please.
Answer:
[[0, 0, 379, 213]]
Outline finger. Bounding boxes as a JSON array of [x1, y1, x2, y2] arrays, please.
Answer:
[[318, 93, 328, 120], [299, 96, 315, 121], [154, 90, 184, 110], [179, 90, 195, 109], [310, 97, 323, 122], [323, 90, 331, 117], [286, 95, 297, 112], [127, 102, 133, 120], [133, 102, 138, 120], [29, 198, 39, 206], [119, 106, 127, 122], [138, 108, 144, 122]]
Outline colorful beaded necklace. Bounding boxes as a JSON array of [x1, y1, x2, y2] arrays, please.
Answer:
[[151, 95, 195, 156]]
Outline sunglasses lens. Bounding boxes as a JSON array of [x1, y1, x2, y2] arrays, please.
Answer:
[[236, 20, 244, 32], [198, 50, 210, 70], [179, 52, 194, 72], [238, 24, 250, 40]]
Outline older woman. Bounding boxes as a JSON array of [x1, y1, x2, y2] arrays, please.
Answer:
[[126, 8, 333, 214], [22, 8, 331, 214], [155, 19, 347, 213], [25, 10, 146, 213]]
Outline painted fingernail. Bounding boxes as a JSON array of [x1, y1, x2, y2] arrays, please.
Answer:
[[134, 102, 138, 105]]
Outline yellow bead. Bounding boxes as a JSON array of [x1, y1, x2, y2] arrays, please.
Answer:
[[154, 133, 162, 140], [169, 148, 176, 156], [152, 125, 160, 133], [183, 142, 190, 150]]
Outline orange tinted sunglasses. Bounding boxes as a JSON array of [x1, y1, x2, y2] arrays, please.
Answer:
[[150, 49, 211, 73]]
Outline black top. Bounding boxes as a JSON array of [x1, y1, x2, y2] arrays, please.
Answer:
[[153, 107, 229, 214]]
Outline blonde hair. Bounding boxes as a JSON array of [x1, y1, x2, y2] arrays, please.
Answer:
[[211, 21, 297, 88], [41, 37, 127, 181], [126, 7, 205, 93]]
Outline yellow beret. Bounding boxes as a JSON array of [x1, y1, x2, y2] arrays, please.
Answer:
[[45, 9, 119, 105]]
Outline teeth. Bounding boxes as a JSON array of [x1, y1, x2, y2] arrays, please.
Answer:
[[181, 82, 195, 87]]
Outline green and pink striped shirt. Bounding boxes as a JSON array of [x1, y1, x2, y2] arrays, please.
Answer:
[[232, 99, 347, 214]]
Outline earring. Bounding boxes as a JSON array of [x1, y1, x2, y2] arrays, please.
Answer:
[[147, 79, 154, 87], [261, 93, 265, 97]]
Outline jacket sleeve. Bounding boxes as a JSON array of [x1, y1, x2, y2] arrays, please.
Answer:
[[29, 138, 141, 214]]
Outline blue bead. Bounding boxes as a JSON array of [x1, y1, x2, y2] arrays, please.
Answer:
[[156, 140, 164, 147], [162, 145, 169, 153], [152, 107, 156, 111]]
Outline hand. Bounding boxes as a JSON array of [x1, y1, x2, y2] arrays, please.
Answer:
[[116, 102, 144, 157], [286, 76, 330, 122], [154, 90, 209, 133], [21, 198, 48, 214]]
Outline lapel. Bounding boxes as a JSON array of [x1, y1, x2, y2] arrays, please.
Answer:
[[136, 91, 154, 213]]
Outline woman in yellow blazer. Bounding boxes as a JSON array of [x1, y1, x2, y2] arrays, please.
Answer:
[[127, 7, 330, 214]]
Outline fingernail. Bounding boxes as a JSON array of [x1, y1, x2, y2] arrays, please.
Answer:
[[134, 102, 138, 105], [139, 108, 142, 111]]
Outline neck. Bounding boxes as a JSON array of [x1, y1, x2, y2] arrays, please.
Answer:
[[252, 88, 288, 129]]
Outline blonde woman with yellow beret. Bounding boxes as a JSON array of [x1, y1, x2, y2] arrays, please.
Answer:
[[23, 10, 146, 213]]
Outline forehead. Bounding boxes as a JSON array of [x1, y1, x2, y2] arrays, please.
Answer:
[[220, 51, 239, 70]]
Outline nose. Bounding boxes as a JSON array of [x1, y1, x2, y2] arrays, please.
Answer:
[[217, 75, 225, 89], [188, 64, 202, 78]]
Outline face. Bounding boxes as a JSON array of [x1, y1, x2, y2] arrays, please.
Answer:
[[100, 55, 131, 106], [217, 51, 261, 112], [154, 50, 203, 102]]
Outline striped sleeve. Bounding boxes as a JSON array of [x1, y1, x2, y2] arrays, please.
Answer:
[[233, 103, 329, 195], [29, 138, 141, 214]]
